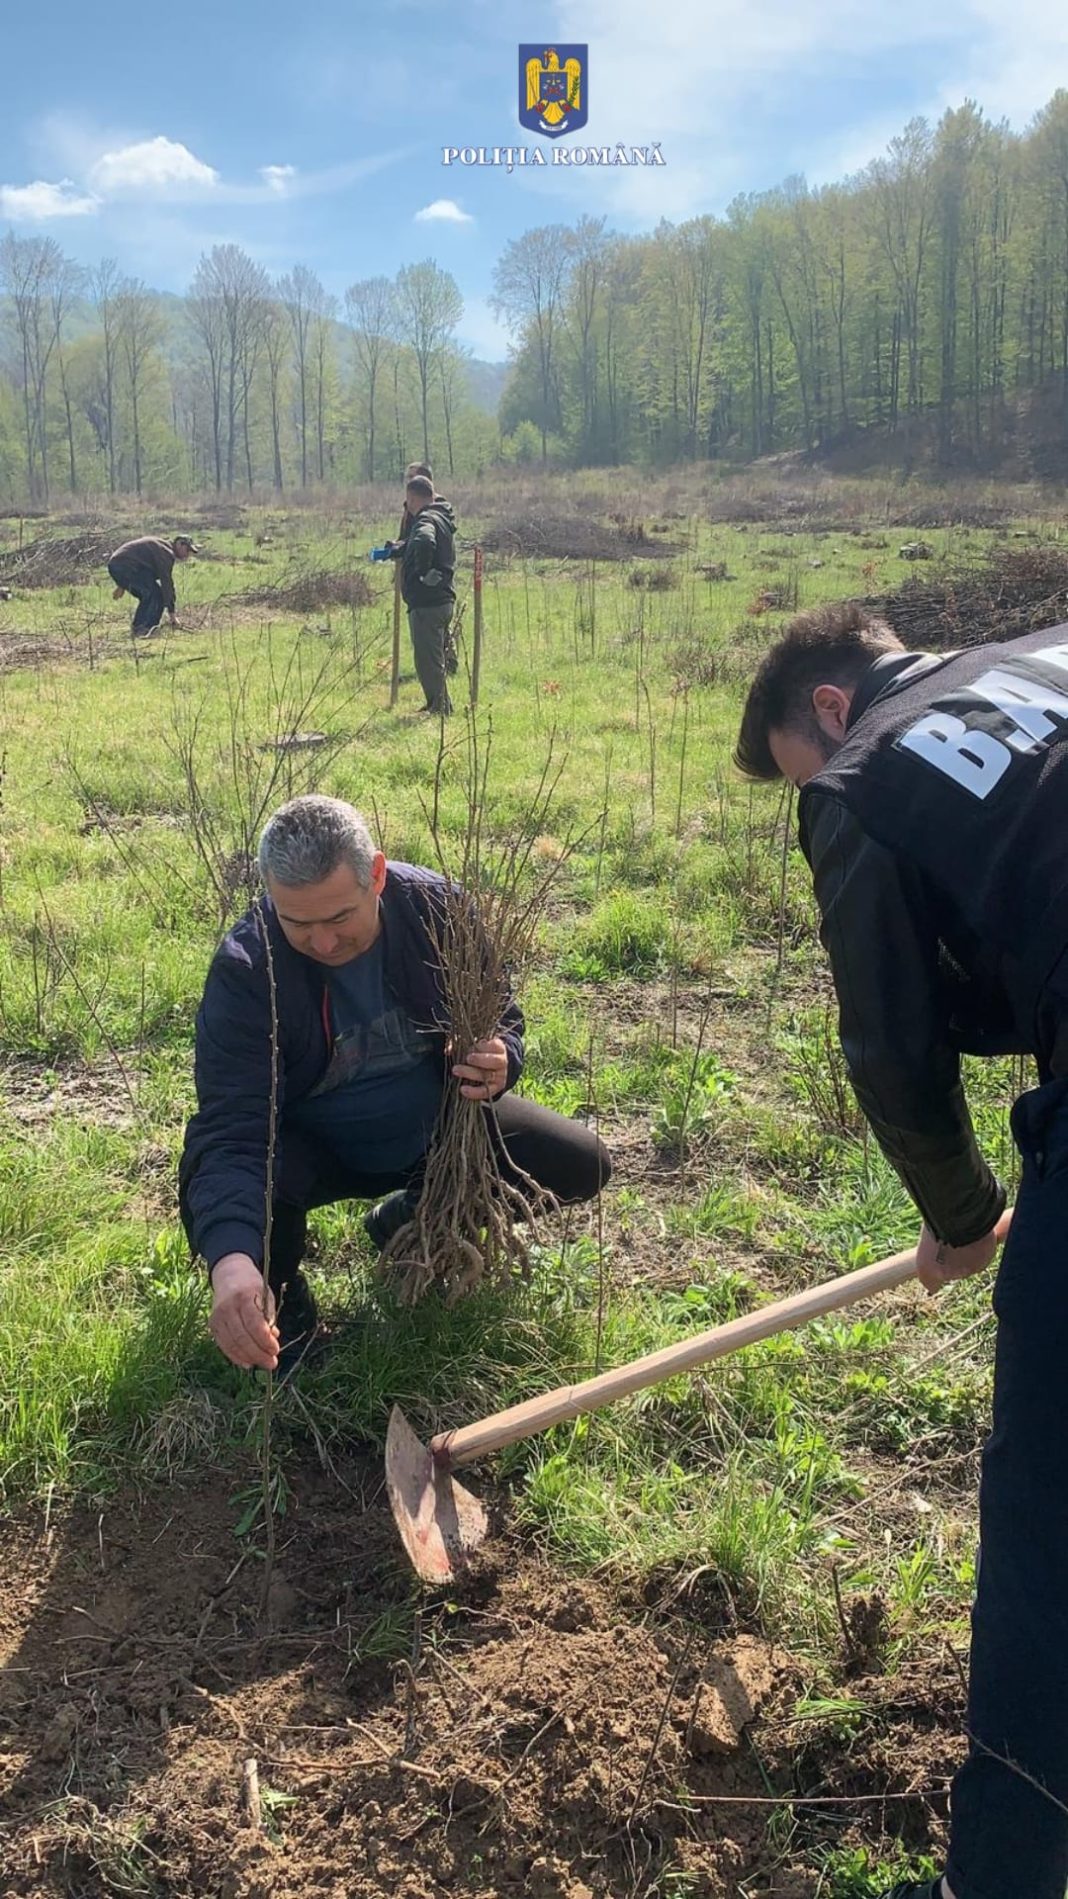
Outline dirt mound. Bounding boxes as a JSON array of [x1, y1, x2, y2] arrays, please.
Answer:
[[0, 1448, 965, 1898], [0, 1453, 796, 1899]]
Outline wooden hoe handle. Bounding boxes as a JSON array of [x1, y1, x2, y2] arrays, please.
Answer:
[[433, 1244, 921, 1471]]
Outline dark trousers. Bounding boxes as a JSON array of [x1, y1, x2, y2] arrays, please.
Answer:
[[261, 1094, 609, 1296], [407, 604, 453, 714], [107, 556, 164, 634], [946, 1075, 1068, 1898]]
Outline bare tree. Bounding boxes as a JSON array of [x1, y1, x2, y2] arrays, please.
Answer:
[[169, 359, 206, 486], [492, 226, 570, 462], [91, 259, 121, 492], [385, 292, 407, 476], [261, 295, 289, 490], [313, 290, 338, 482], [396, 260, 463, 463], [0, 234, 81, 502], [55, 339, 79, 494], [115, 279, 164, 497], [345, 275, 395, 482], [279, 265, 326, 487], [52, 260, 86, 493], [232, 262, 271, 491], [438, 345, 469, 477], [188, 256, 227, 490], [565, 215, 607, 461], [188, 246, 270, 491], [869, 119, 935, 436]]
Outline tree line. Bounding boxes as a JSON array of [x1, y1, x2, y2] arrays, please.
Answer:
[[495, 92, 1068, 469], [0, 246, 481, 503], [3, 89, 1068, 501]]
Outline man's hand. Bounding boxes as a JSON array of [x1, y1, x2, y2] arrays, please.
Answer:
[[112, 585, 126, 600], [168, 611, 180, 629], [916, 1211, 1011, 1294], [209, 1253, 279, 1370], [452, 1035, 509, 1101]]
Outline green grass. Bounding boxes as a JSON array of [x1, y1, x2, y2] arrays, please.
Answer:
[[817, 1846, 940, 1896], [0, 483, 1032, 1671]]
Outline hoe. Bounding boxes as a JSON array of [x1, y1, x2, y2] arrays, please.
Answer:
[[386, 1229, 996, 1581]]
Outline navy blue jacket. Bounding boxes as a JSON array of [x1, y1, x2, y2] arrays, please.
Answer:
[[179, 861, 524, 1270]]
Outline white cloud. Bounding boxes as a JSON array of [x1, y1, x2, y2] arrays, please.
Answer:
[[0, 178, 99, 219], [808, 111, 927, 190], [88, 136, 219, 197], [415, 197, 474, 223], [289, 150, 416, 196], [4, 118, 413, 230], [937, 0, 1068, 126], [810, 0, 1068, 186], [261, 164, 298, 195], [535, 0, 1068, 220]]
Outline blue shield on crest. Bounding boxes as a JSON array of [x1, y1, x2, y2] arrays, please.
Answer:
[[518, 44, 588, 138]]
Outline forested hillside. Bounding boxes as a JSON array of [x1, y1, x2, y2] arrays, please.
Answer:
[[3, 91, 1068, 501]]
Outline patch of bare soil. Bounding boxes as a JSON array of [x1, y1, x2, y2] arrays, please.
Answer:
[[0, 630, 126, 671], [0, 617, 217, 672], [0, 1055, 145, 1133], [0, 1451, 961, 1899]]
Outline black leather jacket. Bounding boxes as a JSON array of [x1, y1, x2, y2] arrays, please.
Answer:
[[804, 788, 1010, 1245], [804, 654, 1016, 1247]]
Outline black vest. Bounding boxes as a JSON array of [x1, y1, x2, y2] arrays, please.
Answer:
[[799, 624, 1068, 1058]]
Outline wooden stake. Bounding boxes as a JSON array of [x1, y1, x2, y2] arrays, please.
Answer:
[[389, 563, 402, 709], [243, 1756, 262, 1829], [471, 544, 484, 707]]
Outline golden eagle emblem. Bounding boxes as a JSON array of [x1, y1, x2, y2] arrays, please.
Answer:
[[518, 44, 588, 138]]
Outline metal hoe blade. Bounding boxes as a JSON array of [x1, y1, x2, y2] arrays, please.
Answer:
[[385, 1405, 489, 1583]]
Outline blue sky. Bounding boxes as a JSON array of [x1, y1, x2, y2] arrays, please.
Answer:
[[2, 0, 1065, 362]]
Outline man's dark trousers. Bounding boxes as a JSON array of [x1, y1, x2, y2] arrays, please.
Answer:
[[183, 1093, 610, 1300], [107, 554, 164, 634], [408, 605, 453, 713], [945, 1074, 1068, 1898]]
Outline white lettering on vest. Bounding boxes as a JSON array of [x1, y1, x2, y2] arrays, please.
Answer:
[[1034, 641, 1068, 678], [898, 712, 1013, 797], [969, 666, 1068, 752]]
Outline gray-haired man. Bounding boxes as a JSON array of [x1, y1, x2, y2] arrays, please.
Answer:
[[180, 795, 610, 1375]]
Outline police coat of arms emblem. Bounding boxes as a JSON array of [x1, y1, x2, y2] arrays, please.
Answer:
[[518, 45, 588, 138]]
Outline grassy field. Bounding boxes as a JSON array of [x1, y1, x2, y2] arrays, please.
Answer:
[[0, 471, 1057, 1898]]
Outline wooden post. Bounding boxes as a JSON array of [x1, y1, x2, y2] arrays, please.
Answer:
[[389, 563, 402, 709], [471, 544, 484, 708], [242, 1757, 262, 1829]]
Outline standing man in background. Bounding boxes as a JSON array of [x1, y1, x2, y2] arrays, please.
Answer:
[[386, 475, 457, 717], [396, 463, 458, 682]]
